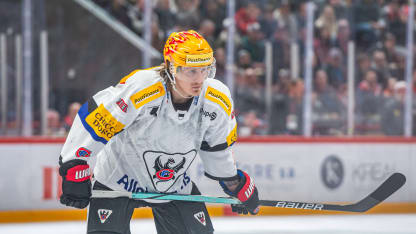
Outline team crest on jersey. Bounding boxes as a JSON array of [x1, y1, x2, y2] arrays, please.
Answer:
[[194, 211, 206, 226], [143, 150, 197, 192], [98, 209, 112, 224]]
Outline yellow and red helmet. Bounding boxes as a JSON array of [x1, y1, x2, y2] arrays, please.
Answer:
[[163, 30, 215, 79]]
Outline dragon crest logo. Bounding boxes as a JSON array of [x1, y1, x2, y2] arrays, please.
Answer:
[[153, 156, 186, 183], [143, 150, 197, 192]]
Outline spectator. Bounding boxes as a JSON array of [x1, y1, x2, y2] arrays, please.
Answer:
[[287, 79, 304, 135], [214, 47, 226, 83], [154, 0, 176, 37], [352, 0, 382, 49], [312, 70, 344, 135], [275, 68, 290, 88], [198, 19, 216, 47], [315, 5, 338, 42], [127, 0, 155, 36], [175, 0, 201, 28], [315, 27, 334, 66], [272, 28, 291, 72], [239, 110, 266, 136], [200, 0, 226, 37], [234, 68, 265, 114], [325, 47, 345, 89], [240, 23, 265, 63], [150, 17, 164, 52], [356, 70, 383, 133], [295, 2, 307, 32], [273, 0, 298, 40], [383, 0, 407, 46], [328, 0, 348, 20], [269, 69, 291, 134], [109, 0, 133, 30], [382, 33, 401, 75], [63, 102, 82, 133], [371, 50, 391, 88], [235, 2, 261, 35], [47, 109, 65, 137], [380, 81, 406, 135], [258, 4, 278, 39], [237, 49, 252, 70], [356, 53, 371, 85], [383, 77, 398, 98], [336, 19, 350, 55]]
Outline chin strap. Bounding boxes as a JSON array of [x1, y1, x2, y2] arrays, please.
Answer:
[[165, 70, 193, 99]]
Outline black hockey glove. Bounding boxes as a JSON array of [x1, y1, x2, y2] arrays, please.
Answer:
[[220, 169, 260, 215], [59, 157, 91, 209]]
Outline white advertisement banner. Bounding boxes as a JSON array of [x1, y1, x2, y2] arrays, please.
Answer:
[[0, 141, 414, 211]]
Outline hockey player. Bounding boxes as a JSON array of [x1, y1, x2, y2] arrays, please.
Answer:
[[58, 30, 260, 234]]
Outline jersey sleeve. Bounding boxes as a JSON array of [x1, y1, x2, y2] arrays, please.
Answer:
[[199, 81, 238, 181], [60, 69, 165, 163]]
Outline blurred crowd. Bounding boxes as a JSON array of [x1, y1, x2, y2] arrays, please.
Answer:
[[88, 0, 416, 136], [2, 0, 416, 137]]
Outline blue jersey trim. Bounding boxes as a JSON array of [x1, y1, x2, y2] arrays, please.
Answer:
[[78, 102, 108, 144]]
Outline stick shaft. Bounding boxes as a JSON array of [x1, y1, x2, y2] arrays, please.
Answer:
[[91, 173, 406, 213]]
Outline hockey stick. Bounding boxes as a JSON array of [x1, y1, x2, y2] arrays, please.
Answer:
[[92, 172, 406, 213]]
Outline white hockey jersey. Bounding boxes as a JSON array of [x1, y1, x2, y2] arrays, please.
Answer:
[[60, 67, 238, 197]]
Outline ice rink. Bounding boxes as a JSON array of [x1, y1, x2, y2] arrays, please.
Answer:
[[1, 214, 415, 234]]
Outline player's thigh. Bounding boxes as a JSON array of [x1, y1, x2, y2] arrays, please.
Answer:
[[87, 182, 137, 234], [152, 183, 214, 234], [87, 196, 136, 234]]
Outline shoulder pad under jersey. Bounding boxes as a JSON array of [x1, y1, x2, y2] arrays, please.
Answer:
[[118, 67, 166, 110], [203, 78, 233, 117]]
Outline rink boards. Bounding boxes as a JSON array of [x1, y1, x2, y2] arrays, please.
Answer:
[[0, 137, 415, 222]]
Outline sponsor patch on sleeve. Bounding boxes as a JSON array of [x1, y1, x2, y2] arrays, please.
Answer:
[[205, 86, 232, 116], [226, 124, 237, 146], [85, 104, 125, 142], [130, 82, 165, 109]]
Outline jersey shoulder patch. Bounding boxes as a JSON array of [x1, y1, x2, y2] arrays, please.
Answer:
[[78, 101, 125, 144], [129, 81, 165, 109], [204, 79, 232, 116]]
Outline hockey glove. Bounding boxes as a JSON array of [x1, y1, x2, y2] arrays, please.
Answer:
[[220, 169, 260, 215], [59, 157, 91, 209]]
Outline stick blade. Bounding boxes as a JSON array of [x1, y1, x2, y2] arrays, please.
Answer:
[[326, 172, 406, 212], [370, 172, 406, 202]]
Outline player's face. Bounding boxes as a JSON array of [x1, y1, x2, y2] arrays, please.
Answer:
[[175, 66, 208, 96]]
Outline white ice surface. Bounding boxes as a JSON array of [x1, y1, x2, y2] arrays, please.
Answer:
[[0, 214, 415, 234]]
